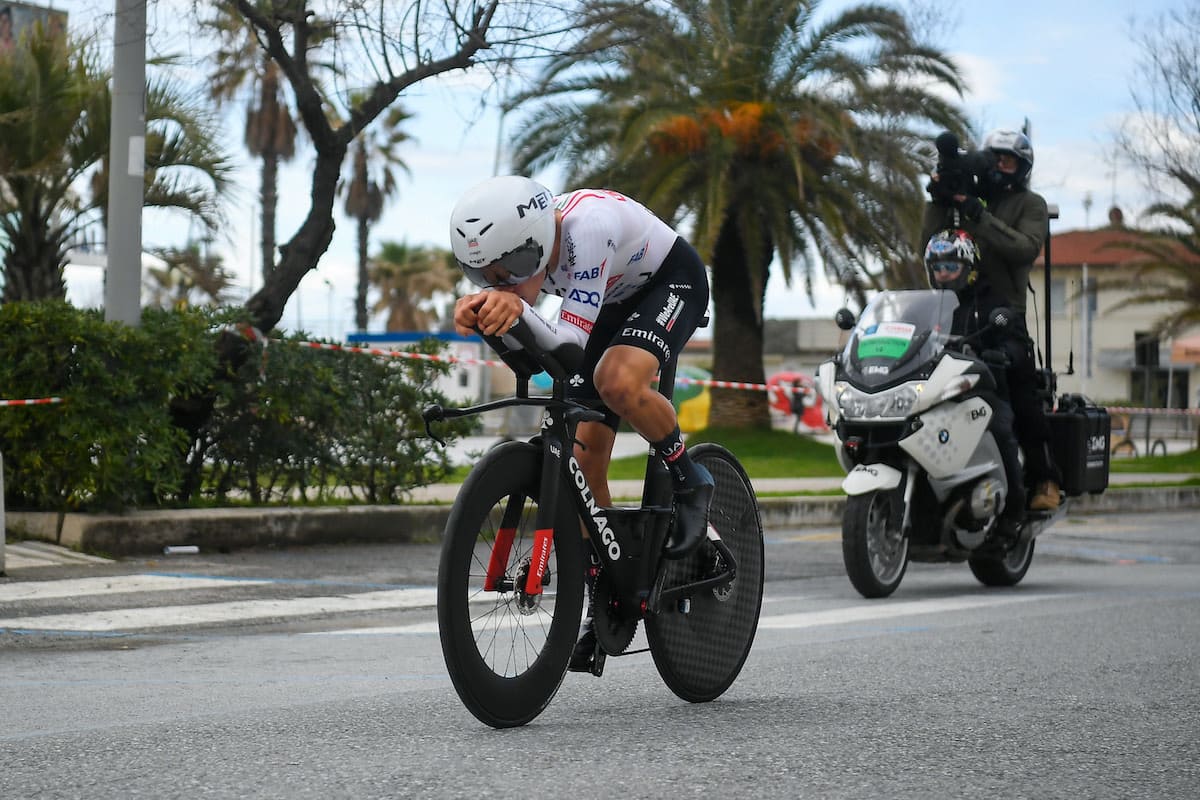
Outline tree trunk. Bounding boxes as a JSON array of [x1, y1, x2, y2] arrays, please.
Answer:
[[707, 212, 772, 429], [354, 214, 369, 331], [260, 152, 279, 285], [1, 185, 68, 302], [245, 141, 344, 332]]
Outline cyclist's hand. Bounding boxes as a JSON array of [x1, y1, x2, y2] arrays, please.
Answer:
[[453, 293, 487, 336], [473, 290, 524, 337]]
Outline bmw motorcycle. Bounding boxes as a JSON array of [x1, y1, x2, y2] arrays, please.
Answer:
[[815, 290, 1067, 598]]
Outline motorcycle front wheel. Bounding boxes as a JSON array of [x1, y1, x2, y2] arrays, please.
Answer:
[[842, 489, 909, 598]]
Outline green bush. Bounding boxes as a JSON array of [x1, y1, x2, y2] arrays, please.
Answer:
[[0, 302, 476, 512], [189, 329, 476, 505], [0, 302, 214, 512]]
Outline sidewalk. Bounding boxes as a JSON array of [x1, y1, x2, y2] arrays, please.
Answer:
[[5, 471, 1197, 565], [407, 472, 1198, 505]]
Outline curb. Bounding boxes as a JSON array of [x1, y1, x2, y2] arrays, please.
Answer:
[[5, 485, 1200, 558]]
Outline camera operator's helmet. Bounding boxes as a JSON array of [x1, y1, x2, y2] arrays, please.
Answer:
[[983, 129, 1034, 189], [449, 175, 557, 288], [924, 229, 981, 292]]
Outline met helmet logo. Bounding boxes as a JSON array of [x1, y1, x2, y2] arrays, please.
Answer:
[[516, 191, 553, 218]]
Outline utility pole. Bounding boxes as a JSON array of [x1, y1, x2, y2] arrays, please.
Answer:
[[103, 0, 146, 326]]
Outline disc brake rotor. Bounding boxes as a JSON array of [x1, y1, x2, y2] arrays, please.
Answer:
[[592, 578, 638, 655]]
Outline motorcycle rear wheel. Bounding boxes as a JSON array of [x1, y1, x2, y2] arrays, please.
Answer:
[[842, 489, 909, 599], [968, 538, 1035, 586]]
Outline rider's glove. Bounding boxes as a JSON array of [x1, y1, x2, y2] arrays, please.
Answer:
[[956, 194, 984, 222]]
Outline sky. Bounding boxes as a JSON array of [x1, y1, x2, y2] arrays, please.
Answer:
[[49, 0, 1188, 338]]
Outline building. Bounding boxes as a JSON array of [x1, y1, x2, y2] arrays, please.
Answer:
[[1032, 207, 1200, 409]]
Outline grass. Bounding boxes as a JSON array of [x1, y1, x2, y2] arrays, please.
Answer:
[[603, 426, 841, 481], [1108, 447, 1200, 473], [443, 429, 1200, 485]]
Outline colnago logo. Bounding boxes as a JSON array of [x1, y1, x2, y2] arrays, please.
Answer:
[[569, 456, 620, 560], [655, 293, 684, 332], [621, 326, 671, 361], [516, 190, 552, 218]]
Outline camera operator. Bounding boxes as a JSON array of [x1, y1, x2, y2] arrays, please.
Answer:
[[922, 129, 1063, 512]]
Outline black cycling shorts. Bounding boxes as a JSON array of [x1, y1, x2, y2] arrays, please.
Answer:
[[570, 236, 710, 430]]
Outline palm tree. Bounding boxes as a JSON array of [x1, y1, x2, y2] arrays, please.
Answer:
[[145, 242, 237, 309], [509, 0, 967, 427], [205, 1, 301, 286], [0, 23, 232, 303], [368, 241, 461, 332], [1104, 174, 1200, 337], [342, 102, 413, 331]]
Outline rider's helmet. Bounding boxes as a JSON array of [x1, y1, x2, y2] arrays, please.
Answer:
[[924, 228, 981, 292], [449, 175, 557, 288], [982, 129, 1034, 190]]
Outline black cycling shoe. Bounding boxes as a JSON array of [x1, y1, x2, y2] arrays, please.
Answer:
[[664, 467, 714, 560], [567, 621, 597, 673]]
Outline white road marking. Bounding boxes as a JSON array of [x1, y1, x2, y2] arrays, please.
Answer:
[[0, 574, 271, 603], [0, 587, 438, 632], [309, 592, 1062, 637], [757, 592, 1057, 630]]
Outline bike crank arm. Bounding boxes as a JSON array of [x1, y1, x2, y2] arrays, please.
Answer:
[[646, 536, 738, 614]]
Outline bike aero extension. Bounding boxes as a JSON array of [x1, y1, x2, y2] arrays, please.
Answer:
[[423, 317, 764, 728], [816, 290, 1111, 599]]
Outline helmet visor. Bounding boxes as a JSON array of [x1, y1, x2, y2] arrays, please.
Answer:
[[929, 261, 964, 284], [462, 238, 545, 288]]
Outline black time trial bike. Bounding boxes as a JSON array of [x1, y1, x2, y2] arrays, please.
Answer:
[[422, 317, 764, 728]]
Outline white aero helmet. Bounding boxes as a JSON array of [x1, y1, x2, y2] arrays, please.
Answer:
[[449, 175, 557, 288]]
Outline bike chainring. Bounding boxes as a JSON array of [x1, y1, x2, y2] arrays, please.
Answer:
[[592, 578, 639, 655]]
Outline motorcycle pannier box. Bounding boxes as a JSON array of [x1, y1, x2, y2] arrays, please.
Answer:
[[1048, 394, 1111, 496]]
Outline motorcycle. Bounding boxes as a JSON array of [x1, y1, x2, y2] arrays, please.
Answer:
[[815, 290, 1068, 598]]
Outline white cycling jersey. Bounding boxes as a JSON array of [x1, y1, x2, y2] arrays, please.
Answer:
[[511, 189, 680, 352]]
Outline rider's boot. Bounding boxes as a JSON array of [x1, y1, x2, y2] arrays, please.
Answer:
[[996, 482, 1027, 542], [568, 552, 602, 674], [664, 463, 714, 560]]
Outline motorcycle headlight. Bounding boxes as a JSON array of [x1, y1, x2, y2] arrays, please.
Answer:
[[834, 382, 921, 421]]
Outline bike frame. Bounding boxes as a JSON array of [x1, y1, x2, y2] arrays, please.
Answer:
[[424, 322, 734, 620]]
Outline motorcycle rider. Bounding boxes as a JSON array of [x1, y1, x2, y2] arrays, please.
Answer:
[[924, 229, 1026, 535], [449, 175, 713, 672], [922, 129, 1063, 512]]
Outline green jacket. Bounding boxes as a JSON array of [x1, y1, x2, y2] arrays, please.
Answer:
[[922, 188, 1048, 312]]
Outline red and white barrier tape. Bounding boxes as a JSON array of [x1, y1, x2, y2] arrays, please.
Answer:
[[1104, 406, 1200, 417], [294, 339, 509, 369], [0, 397, 65, 407], [283, 338, 1200, 410]]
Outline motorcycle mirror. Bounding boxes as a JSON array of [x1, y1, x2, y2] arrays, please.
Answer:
[[834, 308, 856, 330], [988, 307, 1013, 330]]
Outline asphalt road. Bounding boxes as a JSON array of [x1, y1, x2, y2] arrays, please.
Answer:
[[2, 510, 1198, 799]]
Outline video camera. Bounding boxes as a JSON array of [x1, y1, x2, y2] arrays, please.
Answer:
[[927, 131, 995, 205]]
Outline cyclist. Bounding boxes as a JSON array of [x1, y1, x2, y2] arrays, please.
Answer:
[[449, 175, 713, 669]]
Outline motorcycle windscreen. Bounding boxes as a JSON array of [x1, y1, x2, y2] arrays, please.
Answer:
[[842, 290, 958, 388]]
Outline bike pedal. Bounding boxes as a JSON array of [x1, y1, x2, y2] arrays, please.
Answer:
[[590, 649, 606, 677]]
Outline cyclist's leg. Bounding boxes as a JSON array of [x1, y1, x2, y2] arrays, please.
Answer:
[[595, 238, 713, 557]]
